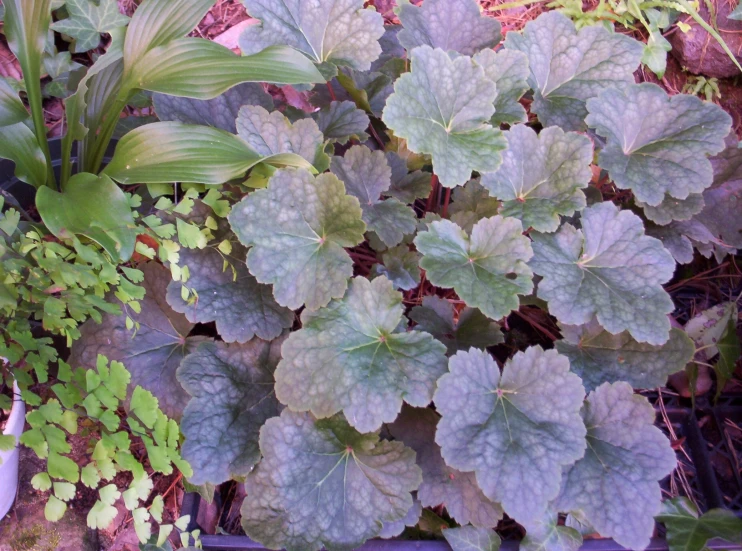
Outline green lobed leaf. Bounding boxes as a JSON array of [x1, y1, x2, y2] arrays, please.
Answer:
[[586, 83, 732, 206], [481, 125, 593, 233], [639, 193, 706, 226], [331, 145, 417, 247], [554, 382, 677, 550], [239, 0, 385, 74], [228, 168, 366, 310], [443, 527, 501, 551], [236, 105, 328, 171], [473, 48, 530, 126], [50, 0, 130, 53], [409, 296, 503, 356], [504, 11, 643, 131], [166, 246, 293, 344], [45, 495, 67, 522], [378, 497, 423, 539], [125, 40, 324, 97], [384, 151, 432, 204], [434, 347, 586, 524], [389, 406, 504, 528], [36, 172, 137, 261], [656, 497, 742, 551], [153, 83, 274, 133], [241, 410, 422, 551], [520, 515, 583, 551], [275, 276, 447, 432], [448, 180, 501, 234], [177, 338, 284, 485], [556, 320, 695, 391], [530, 202, 676, 345], [397, 0, 501, 56], [104, 122, 312, 185], [372, 246, 422, 291], [70, 263, 210, 419], [314, 100, 370, 145], [382, 46, 505, 188], [415, 216, 533, 321]]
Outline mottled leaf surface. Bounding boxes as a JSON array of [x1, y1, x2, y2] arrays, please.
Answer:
[[379, 498, 422, 539], [383, 46, 505, 187], [373, 246, 421, 291], [530, 202, 675, 345], [443, 526, 501, 551], [448, 181, 501, 234], [554, 382, 677, 550], [435, 347, 587, 523], [504, 11, 643, 131], [166, 246, 293, 343], [241, 410, 422, 551], [385, 152, 432, 204], [177, 338, 284, 485], [481, 125, 593, 232], [154, 83, 274, 133], [236, 105, 328, 170], [239, 0, 385, 72], [331, 145, 417, 247], [70, 263, 208, 419], [228, 168, 366, 310], [586, 83, 732, 206], [473, 48, 530, 126], [556, 319, 694, 391], [314, 100, 369, 144], [415, 217, 533, 321], [639, 193, 705, 226], [275, 276, 447, 432], [397, 0, 501, 56], [389, 406, 504, 528], [409, 296, 503, 355]]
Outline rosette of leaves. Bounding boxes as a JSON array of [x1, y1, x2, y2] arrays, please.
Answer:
[[481, 125, 593, 232], [435, 347, 587, 523], [275, 276, 447, 432], [383, 46, 506, 188], [530, 202, 676, 345], [415, 216, 534, 321], [228, 168, 366, 310], [239, 0, 385, 79], [554, 382, 677, 550], [504, 11, 643, 131], [241, 410, 422, 551]]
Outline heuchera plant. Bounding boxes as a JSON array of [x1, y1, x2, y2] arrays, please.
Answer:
[[1, 0, 740, 549]]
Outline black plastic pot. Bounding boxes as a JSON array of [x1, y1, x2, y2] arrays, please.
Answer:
[[181, 407, 742, 551]]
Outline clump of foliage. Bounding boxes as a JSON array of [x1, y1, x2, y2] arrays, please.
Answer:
[[1, 0, 741, 550]]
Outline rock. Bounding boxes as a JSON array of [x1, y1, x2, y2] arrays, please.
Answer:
[[669, 0, 742, 78]]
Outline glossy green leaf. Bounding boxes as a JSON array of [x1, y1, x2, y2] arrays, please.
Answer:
[[556, 320, 695, 391], [409, 296, 503, 356], [481, 125, 593, 232], [239, 0, 385, 73], [36, 172, 137, 261], [383, 46, 505, 188], [415, 216, 533, 321], [104, 122, 311, 185], [0, 122, 47, 188], [0, 78, 30, 127], [126, 40, 324, 97], [504, 11, 643, 131], [586, 83, 732, 206], [397, 0, 501, 56], [435, 347, 586, 524], [50, 0, 130, 53], [530, 202, 675, 345], [554, 382, 677, 550], [656, 497, 742, 551], [167, 246, 293, 344], [228, 168, 366, 310], [241, 410, 422, 551], [389, 406, 504, 528], [331, 145, 417, 247], [177, 339, 284, 485], [275, 276, 447, 432]]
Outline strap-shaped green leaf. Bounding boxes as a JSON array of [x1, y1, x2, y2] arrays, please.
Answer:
[[125, 40, 324, 97], [103, 122, 313, 185], [0, 122, 47, 188], [0, 78, 30, 127]]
